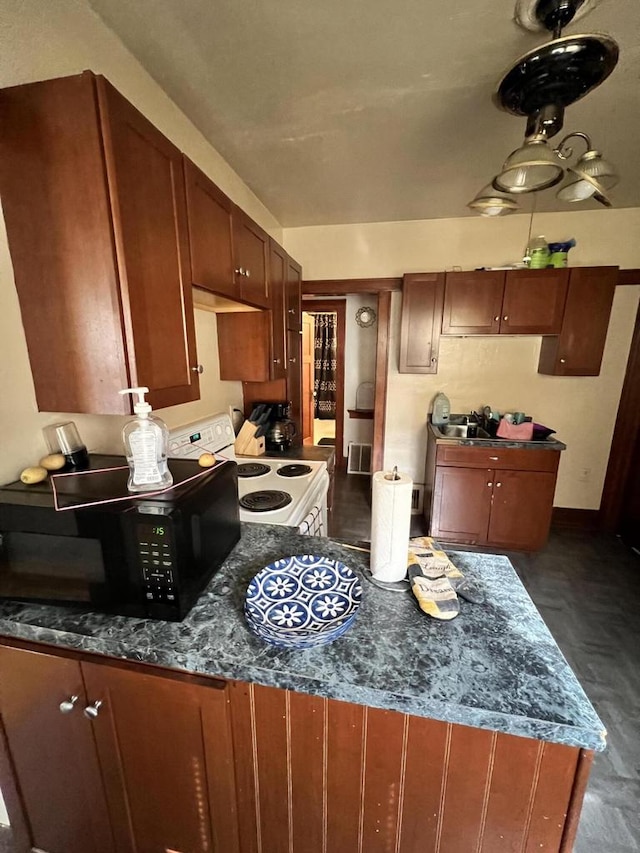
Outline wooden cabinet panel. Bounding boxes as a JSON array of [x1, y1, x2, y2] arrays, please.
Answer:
[[217, 311, 272, 381], [0, 646, 114, 853], [98, 77, 200, 410], [287, 327, 303, 445], [286, 256, 303, 331], [0, 72, 200, 414], [399, 273, 445, 373], [81, 662, 239, 853], [431, 466, 492, 544], [233, 207, 270, 308], [436, 444, 560, 473], [442, 271, 504, 335], [488, 469, 557, 550], [441, 268, 568, 337], [538, 266, 618, 376], [502, 268, 568, 335], [184, 157, 235, 298], [269, 241, 288, 380]]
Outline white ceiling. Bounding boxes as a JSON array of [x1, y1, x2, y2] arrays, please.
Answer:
[[87, 0, 640, 227]]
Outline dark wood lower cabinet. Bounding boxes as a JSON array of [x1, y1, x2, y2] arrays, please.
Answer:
[[426, 435, 562, 550], [0, 642, 591, 853]]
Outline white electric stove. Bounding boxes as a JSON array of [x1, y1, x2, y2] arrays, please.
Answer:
[[168, 414, 329, 536]]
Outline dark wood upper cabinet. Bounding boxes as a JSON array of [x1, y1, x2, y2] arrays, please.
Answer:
[[269, 240, 288, 381], [399, 273, 445, 373], [0, 71, 199, 414], [232, 206, 270, 308], [538, 266, 618, 376], [501, 268, 568, 335], [442, 269, 568, 336], [442, 271, 505, 335], [184, 157, 235, 298], [286, 256, 303, 331]]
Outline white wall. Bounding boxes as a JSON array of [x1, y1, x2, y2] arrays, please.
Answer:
[[285, 208, 640, 508], [0, 0, 284, 485], [343, 294, 376, 457], [0, 790, 7, 825]]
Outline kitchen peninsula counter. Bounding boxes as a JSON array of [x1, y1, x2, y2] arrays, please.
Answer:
[[0, 523, 603, 751]]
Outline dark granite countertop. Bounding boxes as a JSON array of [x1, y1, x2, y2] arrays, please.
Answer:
[[428, 422, 567, 451], [0, 524, 604, 751]]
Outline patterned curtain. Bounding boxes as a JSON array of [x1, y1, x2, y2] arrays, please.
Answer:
[[313, 313, 337, 419]]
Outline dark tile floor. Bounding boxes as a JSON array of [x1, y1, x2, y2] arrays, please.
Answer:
[[1, 477, 638, 851]]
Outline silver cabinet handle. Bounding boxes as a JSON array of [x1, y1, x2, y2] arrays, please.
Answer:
[[496, 482, 502, 488], [245, 269, 251, 278], [289, 357, 297, 364], [59, 695, 78, 714], [273, 358, 281, 364], [288, 308, 296, 314], [489, 456, 499, 461], [560, 358, 566, 364], [494, 315, 500, 321], [487, 482, 493, 487], [503, 315, 509, 321], [83, 700, 103, 720], [191, 364, 204, 374], [234, 267, 244, 276]]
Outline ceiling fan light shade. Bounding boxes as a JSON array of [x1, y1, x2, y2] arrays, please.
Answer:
[[556, 149, 618, 202], [468, 183, 519, 216], [493, 140, 564, 193]]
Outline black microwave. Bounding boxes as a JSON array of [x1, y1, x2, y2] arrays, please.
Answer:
[[0, 455, 240, 621]]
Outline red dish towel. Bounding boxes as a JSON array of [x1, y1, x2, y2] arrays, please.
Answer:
[[496, 420, 534, 440]]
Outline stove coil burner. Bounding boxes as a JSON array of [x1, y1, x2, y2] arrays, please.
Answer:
[[277, 464, 312, 478], [237, 463, 271, 478], [240, 490, 293, 512]]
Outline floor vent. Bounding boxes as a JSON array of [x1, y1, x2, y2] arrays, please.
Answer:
[[347, 443, 372, 475], [411, 485, 424, 514]]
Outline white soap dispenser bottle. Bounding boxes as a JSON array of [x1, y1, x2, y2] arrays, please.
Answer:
[[119, 387, 173, 492]]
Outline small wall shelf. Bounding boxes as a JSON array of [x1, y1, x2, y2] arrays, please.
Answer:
[[348, 409, 374, 419]]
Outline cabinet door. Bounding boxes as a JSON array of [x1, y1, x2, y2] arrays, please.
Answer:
[[269, 241, 288, 381], [399, 273, 445, 373], [431, 467, 492, 545], [442, 271, 504, 335], [233, 208, 270, 308], [538, 266, 618, 376], [97, 77, 200, 409], [0, 72, 131, 414], [488, 470, 556, 550], [216, 311, 272, 381], [81, 663, 239, 853], [0, 646, 115, 853], [184, 158, 235, 298], [501, 269, 568, 335], [286, 256, 303, 331], [287, 327, 303, 446]]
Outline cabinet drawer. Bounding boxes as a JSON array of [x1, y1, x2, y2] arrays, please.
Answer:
[[435, 445, 560, 473]]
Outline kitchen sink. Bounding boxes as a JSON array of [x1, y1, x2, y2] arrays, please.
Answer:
[[434, 424, 491, 439]]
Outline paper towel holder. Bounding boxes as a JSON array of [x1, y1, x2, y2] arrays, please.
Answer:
[[384, 466, 401, 482]]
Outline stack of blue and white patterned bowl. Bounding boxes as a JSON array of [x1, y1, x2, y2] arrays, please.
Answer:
[[244, 554, 363, 649]]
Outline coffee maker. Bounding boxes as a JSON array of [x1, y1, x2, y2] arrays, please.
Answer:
[[251, 402, 297, 451]]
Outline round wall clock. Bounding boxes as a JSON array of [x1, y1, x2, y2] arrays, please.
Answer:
[[355, 306, 376, 328]]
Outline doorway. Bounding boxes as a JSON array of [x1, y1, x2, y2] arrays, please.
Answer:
[[302, 300, 346, 468]]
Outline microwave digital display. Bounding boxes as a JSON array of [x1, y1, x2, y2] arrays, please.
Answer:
[[138, 523, 167, 539]]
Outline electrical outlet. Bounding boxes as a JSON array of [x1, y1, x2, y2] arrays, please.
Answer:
[[578, 467, 591, 482]]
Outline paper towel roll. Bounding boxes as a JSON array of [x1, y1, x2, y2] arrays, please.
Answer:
[[370, 469, 413, 582]]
